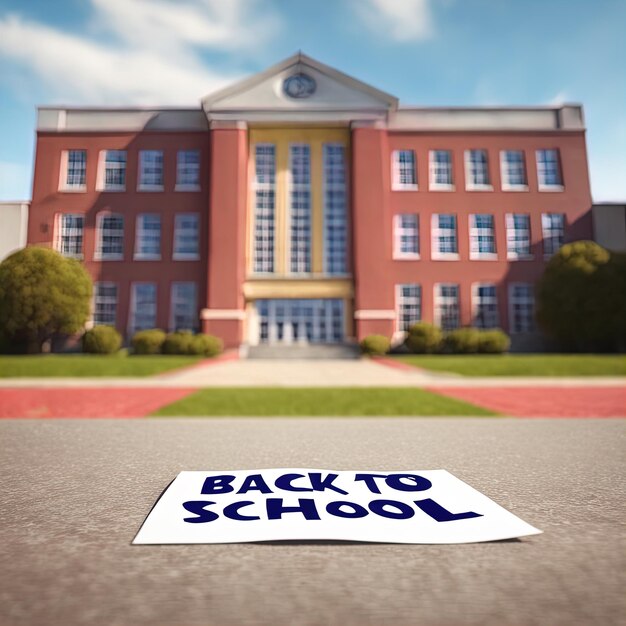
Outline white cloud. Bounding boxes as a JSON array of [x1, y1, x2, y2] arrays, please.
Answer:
[[354, 0, 435, 42], [0, 0, 281, 105]]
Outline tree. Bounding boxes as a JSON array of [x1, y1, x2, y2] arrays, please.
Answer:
[[536, 241, 626, 351], [0, 247, 92, 353]]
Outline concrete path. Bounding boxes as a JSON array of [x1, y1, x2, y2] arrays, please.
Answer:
[[2, 417, 624, 626]]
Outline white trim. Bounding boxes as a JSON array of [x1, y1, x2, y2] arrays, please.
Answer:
[[393, 214, 420, 260], [428, 150, 455, 191], [58, 149, 87, 192], [137, 150, 164, 192], [169, 282, 198, 331], [433, 283, 460, 330], [94, 212, 124, 261], [92, 281, 118, 327], [538, 184, 565, 192], [464, 149, 492, 191], [505, 213, 533, 260], [469, 214, 497, 261], [431, 213, 459, 261], [128, 282, 157, 335], [395, 284, 421, 333], [134, 213, 161, 261], [499, 150, 528, 191], [172, 213, 200, 261], [96, 149, 127, 192], [354, 309, 396, 320], [201, 309, 246, 321], [391, 149, 418, 191]]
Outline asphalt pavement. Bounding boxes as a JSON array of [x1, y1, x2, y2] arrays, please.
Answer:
[[1, 417, 625, 626]]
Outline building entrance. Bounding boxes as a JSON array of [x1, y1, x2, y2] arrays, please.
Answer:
[[256, 299, 344, 345]]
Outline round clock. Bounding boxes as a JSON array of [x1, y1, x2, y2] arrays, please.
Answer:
[[283, 73, 316, 99]]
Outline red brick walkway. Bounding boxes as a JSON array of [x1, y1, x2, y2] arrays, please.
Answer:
[[428, 386, 626, 418], [0, 388, 197, 418]]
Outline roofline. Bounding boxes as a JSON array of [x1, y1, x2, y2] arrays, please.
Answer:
[[201, 51, 399, 111], [37, 105, 202, 112]]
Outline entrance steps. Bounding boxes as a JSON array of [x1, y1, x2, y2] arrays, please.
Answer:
[[246, 343, 361, 360]]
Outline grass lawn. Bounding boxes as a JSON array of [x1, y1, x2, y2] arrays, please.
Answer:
[[0, 355, 202, 377], [151, 387, 496, 417], [392, 354, 626, 377]]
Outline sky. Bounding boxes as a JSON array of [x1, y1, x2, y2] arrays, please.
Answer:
[[0, 0, 624, 202]]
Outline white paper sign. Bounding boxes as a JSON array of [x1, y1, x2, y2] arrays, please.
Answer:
[[133, 469, 541, 545]]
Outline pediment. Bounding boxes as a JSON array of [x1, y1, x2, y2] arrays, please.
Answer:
[[202, 53, 398, 119]]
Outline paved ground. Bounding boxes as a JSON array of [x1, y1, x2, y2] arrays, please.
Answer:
[[1, 418, 624, 626]]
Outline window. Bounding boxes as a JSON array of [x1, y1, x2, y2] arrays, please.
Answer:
[[138, 150, 164, 190], [129, 283, 157, 333], [469, 214, 497, 259], [500, 150, 527, 190], [434, 284, 460, 330], [93, 282, 118, 326], [396, 284, 421, 333], [429, 150, 454, 189], [392, 150, 417, 190], [394, 214, 419, 259], [95, 213, 124, 260], [323, 143, 348, 275], [134, 214, 161, 259], [55, 214, 84, 258], [431, 214, 458, 259], [173, 213, 199, 260], [542, 213, 565, 257], [170, 282, 197, 331], [506, 214, 531, 259], [98, 150, 126, 191], [508, 283, 535, 333], [465, 150, 491, 190], [61, 150, 87, 191], [253, 144, 275, 273], [472, 284, 499, 329], [176, 150, 200, 190], [536, 149, 563, 189], [289, 144, 311, 274]]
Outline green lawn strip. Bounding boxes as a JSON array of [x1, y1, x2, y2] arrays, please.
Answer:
[[0, 355, 202, 377], [151, 387, 497, 417], [393, 354, 626, 377]]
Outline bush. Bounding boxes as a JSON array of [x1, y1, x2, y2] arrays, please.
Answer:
[[82, 325, 122, 354], [360, 334, 390, 356], [162, 330, 194, 355], [444, 327, 480, 354], [405, 322, 443, 354], [0, 247, 92, 353], [189, 334, 223, 357], [477, 329, 510, 354], [131, 329, 166, 355]]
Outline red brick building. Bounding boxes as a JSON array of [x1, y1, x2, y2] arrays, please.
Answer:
[[27, 54, 593, 352]]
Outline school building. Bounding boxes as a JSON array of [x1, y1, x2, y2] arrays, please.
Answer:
[[26, 53, 597, 352]]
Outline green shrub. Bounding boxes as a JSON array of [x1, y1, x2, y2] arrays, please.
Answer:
[[82, 325, 122, 354], [131, 329, 166, 355], [477, 329, 511, 354], [189, 334, 223, 357], [405, 322, 443, 354], [360, 334, 390, 356], [162, 330, 194, 355], [444, 327, 480, 354]]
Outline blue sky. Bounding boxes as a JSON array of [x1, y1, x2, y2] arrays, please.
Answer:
[[0, 0, 624, 201]]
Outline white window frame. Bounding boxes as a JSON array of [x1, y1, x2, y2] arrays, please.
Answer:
[[134, 213, 161, 260], [253, 143, 276, 274], [505, 213, 532, 260], [428, 150, 454, 191], [536, 149, 564, 191], [393, 214, 419, 260], [323, 143, 348, 275], [508, 283, 535, 333], [59, 150, 87, 192], [469, 214, 497, 260], [542, 213, 565, 258], [93, 282, 118, 327], [431, 214, 459, 260], [500, 150, 528, 191], [175, 150, 201, 191], [137, 150, 164, 191], [172, 213, 200, 260], [288, 143, 312, 274], [94, 212, 124, 261], [54, 213, 84, 259], [391, 150, 418, 191], [96, 150, 126, 192], [434, 283, 460, 330], [472, 283, 499, 329], [169, 282, 198, 332], [128, 282, 157, 335], [395, 284, 421, 334], [464, 149, 492, 191]]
